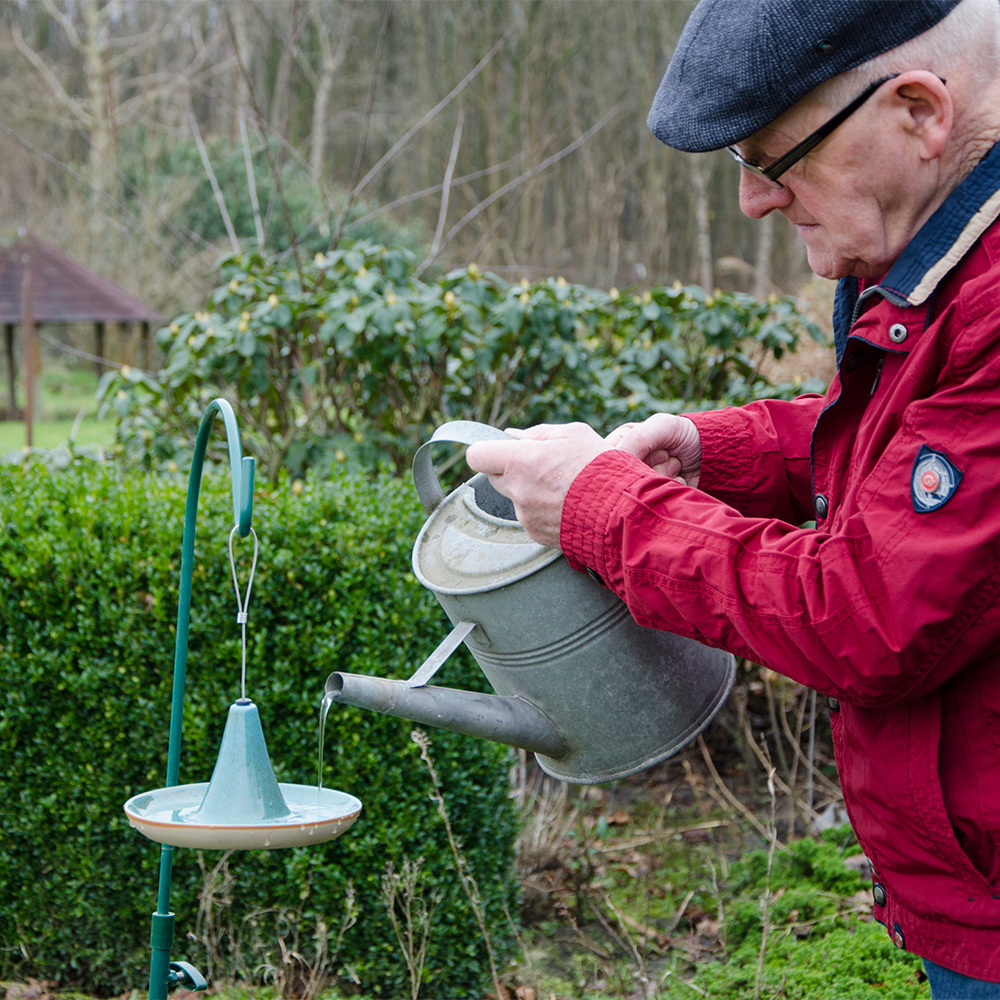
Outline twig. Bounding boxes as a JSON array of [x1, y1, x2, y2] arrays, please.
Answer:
[[669, 889, 696, 934], [344, 137, 554, 232], [762, 672, 790, 778], [697, 736, 780, 846], [422, 107, 465, 271], [753, 744, 778, 1000], [351, 27, 513, 203], [594, 886, 668, 953], [382, 858, 440, 1000], [806, 688, 818, 820], [435, 103, 624, 254], [187, 105, 239, 252], [221, 6, 303, 272], [412, 730, 504, 1000], [0, 118, 209, 295], [588, 819, 728, 853], [239, 106, 265, 248], [773, 684, 840, 800], [658, 967, 709, 997]]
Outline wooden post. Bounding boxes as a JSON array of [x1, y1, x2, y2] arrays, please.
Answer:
[[118, 321, 130, 367], [4, 323, 15, 419], [21, 258, 39, 446], [95, 320, 105, 378]]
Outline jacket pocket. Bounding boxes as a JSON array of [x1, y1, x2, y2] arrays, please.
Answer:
[[908, 691, 1000, 898]]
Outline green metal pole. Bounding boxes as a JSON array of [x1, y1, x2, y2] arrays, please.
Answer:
[[147, 399, 254, 1000]]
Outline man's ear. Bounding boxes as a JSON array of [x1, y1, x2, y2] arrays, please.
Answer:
[[891, 71, 953, 160]]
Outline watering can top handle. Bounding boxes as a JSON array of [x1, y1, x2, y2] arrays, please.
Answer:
[[412, 420, 513, 514]]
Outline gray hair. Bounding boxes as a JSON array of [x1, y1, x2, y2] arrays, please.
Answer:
[[815, 0, 1000, 106]]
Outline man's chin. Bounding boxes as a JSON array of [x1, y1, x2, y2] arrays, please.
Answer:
[[803, 245, 856, 282]]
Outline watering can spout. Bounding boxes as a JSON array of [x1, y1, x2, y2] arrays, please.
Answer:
[[325, 671, 568, 759]]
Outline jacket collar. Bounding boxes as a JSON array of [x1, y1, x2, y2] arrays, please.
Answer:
[[832, 140, 1000, 364]]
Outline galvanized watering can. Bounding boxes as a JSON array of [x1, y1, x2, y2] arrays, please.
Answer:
[[326, 421, 735, 784]]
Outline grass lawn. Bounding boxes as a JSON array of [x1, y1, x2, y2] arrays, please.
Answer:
[[0, 415, 116, 453], [1, 366, 116, 454]]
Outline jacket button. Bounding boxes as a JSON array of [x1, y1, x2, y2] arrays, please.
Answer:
[[888, 323, 908, 344], [828, 697, 840, 712], [846, 349, 866, 371], [892, 923, 905, 949], [814, 493, 829, 519], [873, 883, 887, 907]]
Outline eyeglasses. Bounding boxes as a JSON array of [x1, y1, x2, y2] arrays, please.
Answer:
[[727, 73, 900, 187]]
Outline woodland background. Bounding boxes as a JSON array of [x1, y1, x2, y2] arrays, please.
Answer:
[[0, 0, 821, 324]]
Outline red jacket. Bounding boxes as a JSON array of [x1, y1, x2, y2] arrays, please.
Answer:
[[561, 143, 1000, 977]]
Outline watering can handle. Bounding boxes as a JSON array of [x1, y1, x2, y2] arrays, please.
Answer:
[[412, 420, 514, 514]]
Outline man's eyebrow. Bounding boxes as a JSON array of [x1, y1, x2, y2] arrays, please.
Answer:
[[734, 139, 768, 162]]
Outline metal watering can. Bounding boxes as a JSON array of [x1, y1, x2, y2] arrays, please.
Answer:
[[326, 421, 735, 784]]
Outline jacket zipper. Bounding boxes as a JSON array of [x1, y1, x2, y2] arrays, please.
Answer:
[[871, 355, 885, 397]]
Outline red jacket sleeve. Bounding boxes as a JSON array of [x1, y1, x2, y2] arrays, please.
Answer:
[[559, 362, 1000, 709], [686, 394, 825, 524]]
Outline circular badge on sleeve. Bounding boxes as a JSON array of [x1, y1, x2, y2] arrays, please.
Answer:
[[911, 444, 962, 513]]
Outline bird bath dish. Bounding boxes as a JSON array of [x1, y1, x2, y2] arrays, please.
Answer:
[[124, 698, 361, 850], [124, 783, 361, 850]]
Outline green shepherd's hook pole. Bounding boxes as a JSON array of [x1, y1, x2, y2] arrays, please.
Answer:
[[148, 399, 255, 1000]]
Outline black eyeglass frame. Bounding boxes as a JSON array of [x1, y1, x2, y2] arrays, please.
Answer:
[[727, 73, 901, 186]]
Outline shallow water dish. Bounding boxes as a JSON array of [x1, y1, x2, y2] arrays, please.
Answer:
[[124, 783, 362, 850], [124, 699, 361, 850]]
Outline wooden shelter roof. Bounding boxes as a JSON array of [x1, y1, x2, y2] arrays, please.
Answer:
[[0, 230, 164, 326]]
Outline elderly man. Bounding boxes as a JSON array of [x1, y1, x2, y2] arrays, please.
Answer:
[[466, 0, 1000, 995]]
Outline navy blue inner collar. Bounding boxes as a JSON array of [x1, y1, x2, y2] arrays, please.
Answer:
[[880, 138, 1000, 301], [832, 139, 1000, 362]]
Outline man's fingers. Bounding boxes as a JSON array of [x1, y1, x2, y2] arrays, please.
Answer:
[[615, 424, 663, 461], [604, 422, 638, 447], [466, 440, 515, 476]]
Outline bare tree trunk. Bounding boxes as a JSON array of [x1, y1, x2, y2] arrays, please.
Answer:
[[81, 0, 115, 200], [228, 0, 253, 139], [754, 211, 776, 298], [308, 3, 352, 180], [689, 154, 714, 289]]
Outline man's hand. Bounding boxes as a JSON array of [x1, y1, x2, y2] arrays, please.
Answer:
[[465, 423, 612, 548], [606, 414, 702, 487]]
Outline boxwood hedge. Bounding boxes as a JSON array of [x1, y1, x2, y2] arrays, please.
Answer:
[[0, 462, 519, 997]]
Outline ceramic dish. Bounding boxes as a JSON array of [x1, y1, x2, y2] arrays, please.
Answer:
[[124, 783, 362, 850]]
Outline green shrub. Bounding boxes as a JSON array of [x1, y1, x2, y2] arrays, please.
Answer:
[[0, 463, 518, 997], [98, 244, 825, 481]]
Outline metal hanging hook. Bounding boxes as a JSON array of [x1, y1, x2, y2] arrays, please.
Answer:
[[228, 525, 259, 701]]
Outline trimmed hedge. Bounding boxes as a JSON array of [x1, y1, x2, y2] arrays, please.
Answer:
[[0, 462, 518, 997]]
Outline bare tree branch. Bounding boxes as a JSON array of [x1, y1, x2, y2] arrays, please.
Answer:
[[0, 117, 209, 295], [420, 103, 625, 273], [423, 107, 465, 271], [187, 106, 241, 252], [12, 25, 90, 125], [351, 26, 513, 202], [239, 107, 265, 248]]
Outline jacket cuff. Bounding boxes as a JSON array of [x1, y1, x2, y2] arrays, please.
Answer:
[[686, 407, 753, 506], [559, 450, 656, 587]]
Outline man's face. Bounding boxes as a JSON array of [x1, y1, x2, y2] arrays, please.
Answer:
[[733, 79, 942, 281]]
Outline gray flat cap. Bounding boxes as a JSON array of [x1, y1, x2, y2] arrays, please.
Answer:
[[648, 0, 963, 152]]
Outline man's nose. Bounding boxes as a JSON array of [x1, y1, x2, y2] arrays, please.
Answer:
[[738, 170, 793, 218]]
